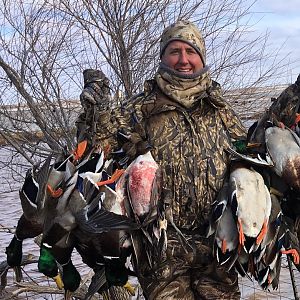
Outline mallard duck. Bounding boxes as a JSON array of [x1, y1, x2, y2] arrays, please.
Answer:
[[250, 193, 283, 289], [74, 231, 136, 300], [207, 182, 238, 267], [39, 237, 81, 300], [35, 157, 80, 295], [278, 217, 300, 268], [40, 170, 137, 297], [5, 155, 52, 282], [38, 244, 64, 289], [74, 179, 137, 295], [235, 194, 299, 289], [231, 121, 300, 192], [102, 257, 135, 292], [85, 264, 135, 300], [6, 140, 87, 262], [126, 151, 161, 220], [5, 141, 88, 288], [229, 165, 272, 253], [214, 205, 239, 266], [60, 257, 81, 300], [265, 125, 300, 190], [254, 215, 299, 289], [39, 224, 80, 299], [76, 147, 105, 193]]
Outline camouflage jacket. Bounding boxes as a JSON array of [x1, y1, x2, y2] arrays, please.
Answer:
[[94, 79, 246, 229], [268, 75, 300, 127]]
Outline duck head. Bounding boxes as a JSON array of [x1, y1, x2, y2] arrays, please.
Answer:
[[38, 245, 63, 289], [6, 235, 23, 267]]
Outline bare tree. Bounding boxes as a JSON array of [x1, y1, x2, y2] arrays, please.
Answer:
[[0, 1, 82, 152], [54, 0, 205, 98], [0, 0, 293, 189]]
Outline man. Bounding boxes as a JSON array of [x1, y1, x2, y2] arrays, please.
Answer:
[[78, 20, 246, 299]]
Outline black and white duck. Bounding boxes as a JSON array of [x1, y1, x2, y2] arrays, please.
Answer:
[[40, 168, 137, 298], [5, 155, 52, 282], [207, 182, 239, 267]]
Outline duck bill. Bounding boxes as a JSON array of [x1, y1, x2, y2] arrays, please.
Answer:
[[123, 281, 135, 296], [52, 273, 64, 290]]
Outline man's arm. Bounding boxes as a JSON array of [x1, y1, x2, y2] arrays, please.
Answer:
[[76, 69, 132, 154], [266, 75, 300, 128]]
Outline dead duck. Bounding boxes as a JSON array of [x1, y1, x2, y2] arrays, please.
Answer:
[[38, 243, 64, 290], [254, 216, 299, 289], [116, 150, 171, 267], [229, 165, 272, 253], [40, 172, 137, 298], [76, 146, 105, 192], [39, 238, 81, 300], [74, 231, 136, 300], [73, 181, 136, 299], [214, 205, 239, 266], [207, 182, 239, 267], [231, 120, 300, 192], [6, 139, 88, 263], [265, 125, 300, 190], [5, 155, 51, 282], [252, 193, 283, 289], [5, 141, 88, 287], [126, 151, 161, 221]]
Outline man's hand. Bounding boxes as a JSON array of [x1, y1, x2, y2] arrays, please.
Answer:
[[80, 69, 110, 108]]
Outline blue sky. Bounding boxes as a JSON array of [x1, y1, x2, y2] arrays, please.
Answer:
[[252, 0, 300, 83]]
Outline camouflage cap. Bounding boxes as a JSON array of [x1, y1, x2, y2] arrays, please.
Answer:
[[160, 20, 206, 65]]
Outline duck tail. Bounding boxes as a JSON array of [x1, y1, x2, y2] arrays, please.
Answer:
[[85, 268, 106, 300]]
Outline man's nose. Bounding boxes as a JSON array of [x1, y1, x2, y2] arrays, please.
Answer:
[[179, 51, 189, 64]]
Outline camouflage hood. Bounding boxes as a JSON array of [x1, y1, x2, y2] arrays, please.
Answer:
[[157, 20, 221, 109]]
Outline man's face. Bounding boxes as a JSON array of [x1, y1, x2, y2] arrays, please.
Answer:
[[161, 40, 204, 75]]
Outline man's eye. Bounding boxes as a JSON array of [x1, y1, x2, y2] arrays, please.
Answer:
[[187, 49, 196, 54]]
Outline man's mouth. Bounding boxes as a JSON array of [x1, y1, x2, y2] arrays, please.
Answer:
[[176, 68, 193, 73]]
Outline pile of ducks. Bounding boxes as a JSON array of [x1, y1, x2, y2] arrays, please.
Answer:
[[4, 140, 150, 299], [208, 116, 300, 290]]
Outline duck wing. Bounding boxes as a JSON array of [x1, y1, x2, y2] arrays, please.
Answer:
[[85, 267, 106, 300], [226, 147, 273, 167], [75, 192, 138, 234], [207, 182, 230, 237], [20, 155, 52, 220]]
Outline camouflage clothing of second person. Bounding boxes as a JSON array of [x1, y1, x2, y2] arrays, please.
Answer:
[[268, 74, 300, 127]]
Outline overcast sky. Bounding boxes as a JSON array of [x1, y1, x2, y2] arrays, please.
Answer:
[[252, 0, 300, 83]]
